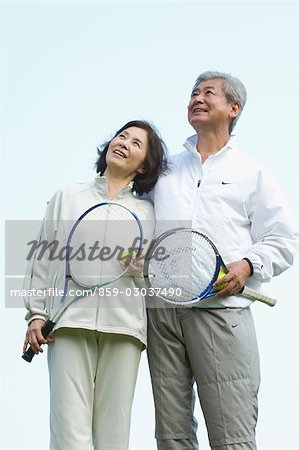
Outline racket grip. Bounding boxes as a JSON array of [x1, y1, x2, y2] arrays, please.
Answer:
[[22, 320, 55, 363], [241, 286, 277, 307]]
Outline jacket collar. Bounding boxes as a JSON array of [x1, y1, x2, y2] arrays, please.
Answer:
[[92, 174, 134, 199], [183, 134, 236, 158]]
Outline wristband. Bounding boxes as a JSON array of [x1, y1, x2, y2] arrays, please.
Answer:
[[242, 257, 254, 277]]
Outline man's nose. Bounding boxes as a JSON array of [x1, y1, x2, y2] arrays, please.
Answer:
[[193, 93, 204, 103]]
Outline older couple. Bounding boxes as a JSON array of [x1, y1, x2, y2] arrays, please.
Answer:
[[23, 71, 297, 450]]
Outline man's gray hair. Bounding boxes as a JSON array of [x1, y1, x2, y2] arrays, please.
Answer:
[[192, 71, 247, 134]]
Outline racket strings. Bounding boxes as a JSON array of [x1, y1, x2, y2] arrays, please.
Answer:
[[148, 230, 217, 303], [68, 204, 142, 287]]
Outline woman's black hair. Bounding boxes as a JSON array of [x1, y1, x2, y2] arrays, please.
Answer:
[[95, 120, 168, 195]]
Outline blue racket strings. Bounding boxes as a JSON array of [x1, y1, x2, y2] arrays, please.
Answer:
[[147, 229, 217, 304]]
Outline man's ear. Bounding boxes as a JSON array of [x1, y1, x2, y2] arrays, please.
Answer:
[[230, 102, 240, 118]]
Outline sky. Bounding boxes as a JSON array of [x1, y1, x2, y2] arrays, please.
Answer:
[[1, 1, 298, 449]]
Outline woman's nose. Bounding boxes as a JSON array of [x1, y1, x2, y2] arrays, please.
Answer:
[[120, 139, 129, 149]]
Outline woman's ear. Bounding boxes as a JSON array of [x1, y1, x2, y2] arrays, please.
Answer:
[[137, 165, 145, 174]]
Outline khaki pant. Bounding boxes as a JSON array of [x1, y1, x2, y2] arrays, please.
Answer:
[[47, 328, 142, 450], [147, 307, 260, 450]]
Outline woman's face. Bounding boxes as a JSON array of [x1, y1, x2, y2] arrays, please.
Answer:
[[106, 126, 148, 179]]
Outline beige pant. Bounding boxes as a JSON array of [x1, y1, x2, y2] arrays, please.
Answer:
[[47, 328, 143, 450], [147, 307, 260, 450]]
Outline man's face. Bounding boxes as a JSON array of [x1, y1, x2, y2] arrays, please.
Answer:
[[187, 78, 239, 132]]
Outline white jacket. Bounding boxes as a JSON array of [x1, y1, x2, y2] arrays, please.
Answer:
[[151, 135, 298, 308], [24, 175, 155, 346]]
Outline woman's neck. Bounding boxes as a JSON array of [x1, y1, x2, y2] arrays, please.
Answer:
[[104, 168, 133, 200]]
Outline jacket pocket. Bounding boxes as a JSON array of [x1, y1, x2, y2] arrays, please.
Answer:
[[47, 272, 60, 314]]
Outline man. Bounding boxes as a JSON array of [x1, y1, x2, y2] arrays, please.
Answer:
[[147, 71, 298, 450]]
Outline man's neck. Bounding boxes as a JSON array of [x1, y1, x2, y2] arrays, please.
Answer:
[[196, 129, 230, 164]]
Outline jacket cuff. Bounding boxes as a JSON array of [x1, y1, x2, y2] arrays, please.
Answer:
[[25, 313, 48, 325]]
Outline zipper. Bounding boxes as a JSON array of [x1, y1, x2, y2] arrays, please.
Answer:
[[94, 204, 111, 327], [192, 156, 204, 223]]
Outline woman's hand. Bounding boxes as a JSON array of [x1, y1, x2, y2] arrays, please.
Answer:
[[213, 260, 252, 297], [23, 319, 54, 355], [120, 251, 145, 276]]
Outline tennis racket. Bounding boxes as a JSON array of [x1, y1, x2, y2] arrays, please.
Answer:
[[22, 202, 144, 362], [144, 227, 277, 307]]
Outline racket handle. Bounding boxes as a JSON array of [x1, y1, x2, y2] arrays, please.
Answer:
[[241, 286, 277, 307], [22, 320, 56, 363]]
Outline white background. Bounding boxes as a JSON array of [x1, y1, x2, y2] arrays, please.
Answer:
[[1, 1, 298, 449]]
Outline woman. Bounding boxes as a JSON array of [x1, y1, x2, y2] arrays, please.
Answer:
[[23, 120, 168, 450]]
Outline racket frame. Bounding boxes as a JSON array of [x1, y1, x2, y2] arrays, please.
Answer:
[[144, 227, 277, 307]]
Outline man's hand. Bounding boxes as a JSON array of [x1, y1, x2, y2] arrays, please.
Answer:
[[213, 260, 252, 297], [23, 319, 54, 355]]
